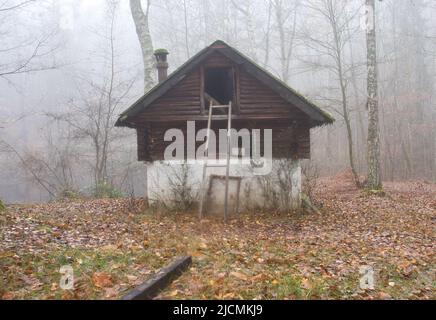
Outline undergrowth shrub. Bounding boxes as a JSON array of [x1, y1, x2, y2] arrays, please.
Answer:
[[57, 188, 82, 200], [150, 163, 198, 213], [92, 182, 123, 199], [256, 159, 301, 212], [302, 161, 320, 203]]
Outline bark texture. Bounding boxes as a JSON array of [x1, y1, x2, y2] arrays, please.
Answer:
[[129, 0, 155, 204], [129, 0, 155, 92], [365, 0, 382, 189]]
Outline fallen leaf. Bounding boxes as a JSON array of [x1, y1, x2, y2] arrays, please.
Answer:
[[104, 287, 118, 298], [2, 292, 15, 300], [0, 252, 14, 259], [378, 291, 392, 300], [199, 242, 208, 249], [251, 274, 267, 282], [189, 251, 204, 257], [127, 275, 138, 283], [230, 271, 249, 281], [301, 278, 313, 290], [92, 272, 113, 288], [168, 289, 179, 297], [100, 244, 118, 252]]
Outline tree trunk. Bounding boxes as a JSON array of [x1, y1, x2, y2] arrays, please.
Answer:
[[230, 1, 257, 61], [341, 82, 360, 187], [365, 0, 382, 189], [262, 1, 272, 69], [130, 0, 155, 204], [328, 0, 360, 187], [182, 0, 190, 58], [346, 20, 366, 173], [129, 0, 155, 92]]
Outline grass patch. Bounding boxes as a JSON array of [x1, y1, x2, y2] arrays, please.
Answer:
[[1, 177, 435, 300], [0, 246, 165, 300]]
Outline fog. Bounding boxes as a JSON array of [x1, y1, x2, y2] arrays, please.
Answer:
[[1, 0, 435, 203]]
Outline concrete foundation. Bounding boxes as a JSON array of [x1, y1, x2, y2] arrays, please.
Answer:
[[146, 159, 302, 213]]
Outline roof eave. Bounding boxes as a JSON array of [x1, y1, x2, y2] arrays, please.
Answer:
[[115, 40, 335, 127]]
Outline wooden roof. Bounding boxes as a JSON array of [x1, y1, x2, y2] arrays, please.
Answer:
[[115, 40, 334, 128]]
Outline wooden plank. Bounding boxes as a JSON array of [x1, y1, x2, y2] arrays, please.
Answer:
[[137, 114, 305, 122], [234, 66, 241, 114], [121, 256, 192, 300], [200, 65, 205, 115]]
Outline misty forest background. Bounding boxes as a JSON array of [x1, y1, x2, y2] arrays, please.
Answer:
[[0, 0, 435, 203]]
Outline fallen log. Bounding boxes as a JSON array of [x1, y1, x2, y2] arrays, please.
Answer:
[[121, 256, 192, 300]]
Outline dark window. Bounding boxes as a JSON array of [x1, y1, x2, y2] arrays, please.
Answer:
[[204, 67, 234, 107]]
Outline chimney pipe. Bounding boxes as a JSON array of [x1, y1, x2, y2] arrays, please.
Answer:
[[154, 49, 169, 83]]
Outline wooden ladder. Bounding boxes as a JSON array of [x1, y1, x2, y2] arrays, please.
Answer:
[[198, 101, 232, 222]]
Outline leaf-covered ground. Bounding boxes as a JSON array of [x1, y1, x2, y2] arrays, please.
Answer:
[[1, 172, 435, 300]]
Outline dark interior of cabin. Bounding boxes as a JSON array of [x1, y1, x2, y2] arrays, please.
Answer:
[[204, 67, 234, 106]]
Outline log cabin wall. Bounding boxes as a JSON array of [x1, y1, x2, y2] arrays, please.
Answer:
[[136, 69, 202, 123], [137, 121, 310, 162], [238, 68, 308, 121], [132, 51, 312, 162]]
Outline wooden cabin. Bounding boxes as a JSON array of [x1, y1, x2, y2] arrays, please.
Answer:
[[115, 40, 333, 211]]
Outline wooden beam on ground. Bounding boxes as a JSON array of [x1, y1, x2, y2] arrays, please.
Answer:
[[121, 256, 192, 300]]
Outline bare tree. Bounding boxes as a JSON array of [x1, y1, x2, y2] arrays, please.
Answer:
[[182, 0, 190, 58], [0, 0, 58, 80], [365, 0, 382, 189], [0, 139, 57, 198], [129, 0, 155, 92], [230, 0, 258, 61], [377, 0, 435, 181], [271, 0, 299, 83], [302, 0, 361, 186], [262, 0, 273, 69], [129, 0, 156, 205], [45, 0, 135, 189]]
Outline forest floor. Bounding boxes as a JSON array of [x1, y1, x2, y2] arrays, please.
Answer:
[[0, 171, 435, 300]]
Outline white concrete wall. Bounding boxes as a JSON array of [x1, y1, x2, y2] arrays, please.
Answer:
[[146, 159, 302, 212]]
